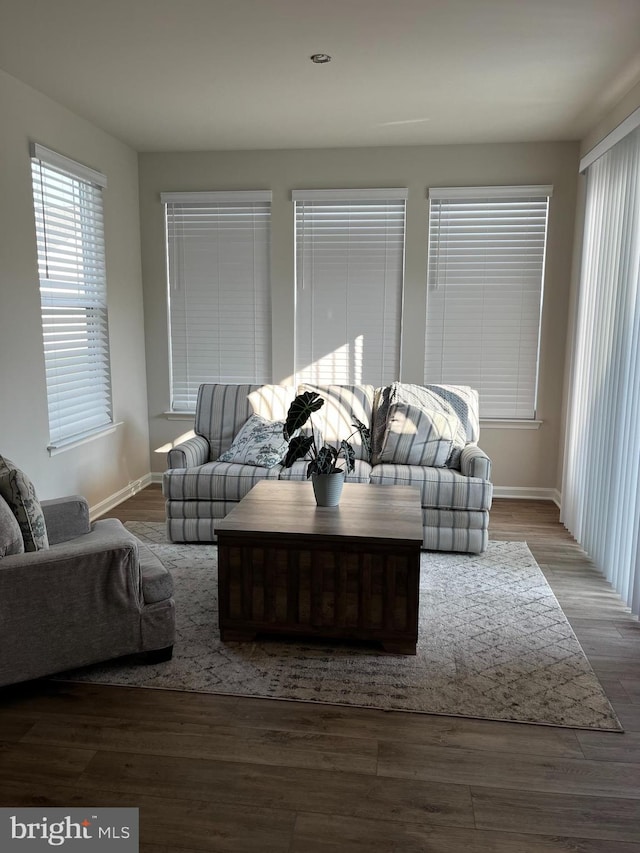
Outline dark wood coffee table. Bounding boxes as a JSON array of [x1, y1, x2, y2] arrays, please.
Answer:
[[216, 481, 423, 654]]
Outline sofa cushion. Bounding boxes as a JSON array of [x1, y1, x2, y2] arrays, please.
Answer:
[[0, 494, 24, 557], [194, 384, 295, 459], [377, 402, 457, 467], [163, 461, 280, 502], [217, 414, 289, 468], [247, 385, 297, 422], [370, 463, 492, 511], [375, 383, 479, 468], [278, 459, 372, 484], [0, 457, 49, 552], [297, 384, 374, 461]]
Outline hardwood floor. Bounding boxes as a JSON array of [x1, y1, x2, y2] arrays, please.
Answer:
[[1, 485, 639, 852]]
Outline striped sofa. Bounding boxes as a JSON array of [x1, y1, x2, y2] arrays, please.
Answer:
[[163, 383, 493, 553]]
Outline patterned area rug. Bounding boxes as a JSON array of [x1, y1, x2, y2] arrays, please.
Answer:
[[60, 523, 622, 730]]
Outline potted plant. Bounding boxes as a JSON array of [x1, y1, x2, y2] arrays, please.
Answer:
[[282, 390, 371, 506]]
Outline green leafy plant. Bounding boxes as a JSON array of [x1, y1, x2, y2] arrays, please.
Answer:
[[282, 391, 371, 478]]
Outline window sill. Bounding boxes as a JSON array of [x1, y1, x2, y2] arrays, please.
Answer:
[[480, 419, 542, 430], [48, 422, 123, 456], [164, 411, 196, 421]]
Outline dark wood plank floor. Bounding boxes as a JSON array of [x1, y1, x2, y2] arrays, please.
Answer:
[[1, 485, 639, 852]]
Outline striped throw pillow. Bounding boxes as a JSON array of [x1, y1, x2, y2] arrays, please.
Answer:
[[376, 402, 457, 466]]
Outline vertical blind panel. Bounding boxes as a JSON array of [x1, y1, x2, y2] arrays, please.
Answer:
[[425, 196, 550, 419], [295, 200, 406, 385], [562, 125, 640, 617], [166, 201, 272, 411], [31, 157, 112, 447]]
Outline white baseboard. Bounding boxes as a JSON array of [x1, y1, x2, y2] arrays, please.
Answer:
[[89, 473, 154, 520], [150, 471, 163, 484], [493, 486, 561, 507]]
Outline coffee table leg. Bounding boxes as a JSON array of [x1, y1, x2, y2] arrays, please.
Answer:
[[220, 628, 257, 643], [382, 640, 417, 655]]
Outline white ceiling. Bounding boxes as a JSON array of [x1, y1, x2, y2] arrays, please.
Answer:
[[1, 0, 640, 152]]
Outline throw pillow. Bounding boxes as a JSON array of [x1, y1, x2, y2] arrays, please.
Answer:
[[371, 384, 392, 463], [0, 456, 49, 552], [216, 414, 289, 468], [377, 402, 457, 467], [0, 493, 24, 557], [378, 383, 474, 468], [422, 384, 480, 466]]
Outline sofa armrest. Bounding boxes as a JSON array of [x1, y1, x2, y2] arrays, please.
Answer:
[[41, 495, 91, 545], [168, 435, 210, 469], [460, 444, 492, 480]]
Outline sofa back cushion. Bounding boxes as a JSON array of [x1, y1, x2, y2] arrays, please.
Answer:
[[194, 384, 295, 459], [297, 384, 375, 462]]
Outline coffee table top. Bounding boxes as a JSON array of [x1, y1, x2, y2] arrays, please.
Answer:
[[216, 481, 423, 545]]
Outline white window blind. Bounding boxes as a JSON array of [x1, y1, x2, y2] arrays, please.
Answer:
[[293, 189, 407, 385], [30, 143, 112, 449], [425, 186, 552, 419], [162, 191, 272, 412]]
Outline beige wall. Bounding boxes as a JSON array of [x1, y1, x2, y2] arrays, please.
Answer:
[[580, 79, 640, 160], [0, 70, 150, 509], [139, 141, 579, 492]]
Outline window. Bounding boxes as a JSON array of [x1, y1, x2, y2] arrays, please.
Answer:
[[425, 186, 552, 419], [30, 143, 112, 450], [163, 191, 272, 412], [293, 189, 407, 385]]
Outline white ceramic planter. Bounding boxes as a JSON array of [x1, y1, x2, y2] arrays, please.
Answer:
[[311, 471, 345, 507]]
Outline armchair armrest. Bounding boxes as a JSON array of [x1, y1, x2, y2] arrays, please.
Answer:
[[0, 517, 139, 574], [41, 495, 91, 545], [0, 518, 145, 686], [460, 444, 492, 480], [167, 435, 210, 469]]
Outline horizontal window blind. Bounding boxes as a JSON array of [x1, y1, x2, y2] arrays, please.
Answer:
[[293, 189, 407, 385], [425, 186, 552, 419], [163, 191, 272, 412], [30, 143, 112, 449]]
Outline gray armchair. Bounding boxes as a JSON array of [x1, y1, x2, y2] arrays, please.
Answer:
[[0, 493, 175, 687]]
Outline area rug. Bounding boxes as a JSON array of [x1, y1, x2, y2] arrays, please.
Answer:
[[59, 523, 622, 731]]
